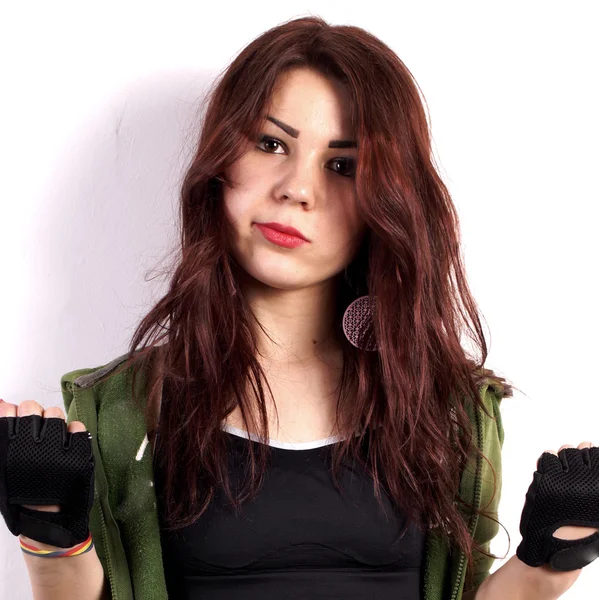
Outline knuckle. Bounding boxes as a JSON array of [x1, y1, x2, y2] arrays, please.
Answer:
[[0, 403, 17, 417], [43, 406, 66, 419], [67, 420, 88, 433], [19, 399, 41, 412]]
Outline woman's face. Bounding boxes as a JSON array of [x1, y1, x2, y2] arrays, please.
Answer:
[[223, 67, 367, 292]]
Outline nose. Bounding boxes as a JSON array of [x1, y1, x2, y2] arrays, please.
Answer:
[[275, 157, 321, 209]]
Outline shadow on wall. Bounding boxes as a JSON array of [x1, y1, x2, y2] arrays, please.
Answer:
[[3, 69, 213, 600], [24, 69, 214, 382]]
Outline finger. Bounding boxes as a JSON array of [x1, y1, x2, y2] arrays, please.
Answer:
[[578, 441, 593, 449], [43, 406, 65, 420], [17, 404, 87, 435], [17, 400, 43, 417], [557, 444, 574, 453], [42, 406, 85, 433], [44, 406, 87, 433], [11, 403, 62, 513], [545, 444, 595, 456], [538, 444, 579, 471], [542, 447, 569, 455], [67, 420, 87, 434], [0, 401, 17, 418]]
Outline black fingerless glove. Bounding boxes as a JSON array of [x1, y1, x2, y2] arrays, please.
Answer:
[[517, 447, 599, 571], [0, 414, 95, 548]]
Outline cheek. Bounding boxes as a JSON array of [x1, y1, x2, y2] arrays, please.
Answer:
[[223, 193, 247, 228], [223, 184, 255, 231], [325, 198, 366, 249], [222, 158, 264, 229]]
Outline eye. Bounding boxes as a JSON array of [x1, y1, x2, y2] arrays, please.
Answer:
[[330, 158, 356, 178], [256, 135, 356, 178], [256, 135, 286, 154]]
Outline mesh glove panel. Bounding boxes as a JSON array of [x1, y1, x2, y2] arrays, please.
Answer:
[[0, 414, 94, 548]]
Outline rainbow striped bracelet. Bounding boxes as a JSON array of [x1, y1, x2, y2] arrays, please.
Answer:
[[19, 532, 94, 558]]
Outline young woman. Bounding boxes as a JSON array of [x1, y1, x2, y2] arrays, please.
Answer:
[[2, 15, 598, 600]]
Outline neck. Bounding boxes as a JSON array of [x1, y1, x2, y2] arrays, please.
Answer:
[[240, 270, 344, 369]]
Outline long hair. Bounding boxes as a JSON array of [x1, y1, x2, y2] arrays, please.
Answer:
[[117, 15, 515, 591]]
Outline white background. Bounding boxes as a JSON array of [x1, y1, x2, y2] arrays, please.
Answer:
[[1, 1, 597, 598]]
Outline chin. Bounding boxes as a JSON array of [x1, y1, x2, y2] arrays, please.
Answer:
[[240, 265, 307, 291]]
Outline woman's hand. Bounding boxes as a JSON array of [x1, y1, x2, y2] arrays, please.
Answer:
[[0, 398, 94, 550], [547, 442, 599, 544], [516, 440, 599, 598]]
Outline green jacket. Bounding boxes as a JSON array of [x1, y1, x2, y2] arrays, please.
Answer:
[[60, 347, 506, 600]]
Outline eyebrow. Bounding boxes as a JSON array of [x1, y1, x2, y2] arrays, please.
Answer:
[[266, 115, 358, 148]]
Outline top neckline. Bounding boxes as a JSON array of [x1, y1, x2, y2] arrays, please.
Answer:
[[221, 422, 350, 450]]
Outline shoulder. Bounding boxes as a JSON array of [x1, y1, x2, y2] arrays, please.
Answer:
[[472, 365, 513, 401], [61, 351, 132, 390], [60, 351, 133, 417], [474, 366, 513, 447], [59, 346, 164, 418], [448, 364, 511, 458]]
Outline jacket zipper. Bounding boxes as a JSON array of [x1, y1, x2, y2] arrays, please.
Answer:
[[95, 485, 116, 599], [450, 397, 484, 600], [70, 381, 118, 599]]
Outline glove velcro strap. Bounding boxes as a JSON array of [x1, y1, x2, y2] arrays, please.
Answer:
[[17, 505, 85, 548], [547, 528, 599, 571]]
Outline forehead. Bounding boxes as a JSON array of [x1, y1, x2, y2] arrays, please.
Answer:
[[265, 68, 353, 134]]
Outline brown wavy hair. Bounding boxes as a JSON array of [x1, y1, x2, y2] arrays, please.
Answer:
[[117, 15, 516, 592]]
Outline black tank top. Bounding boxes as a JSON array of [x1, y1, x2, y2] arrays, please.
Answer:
[[154, 423, 426, 599]]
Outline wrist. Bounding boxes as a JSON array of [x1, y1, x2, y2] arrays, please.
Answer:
[[19, 531, 94, 570], [472, 555, 578, 600], [513, 554, 582, 599], [20, 532, 96, 586]]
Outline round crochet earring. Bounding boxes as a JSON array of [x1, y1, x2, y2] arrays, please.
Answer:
[[342, 295, 378, 351]]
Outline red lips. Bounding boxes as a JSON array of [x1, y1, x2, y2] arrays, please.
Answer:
[[256, 222, 309, 242]]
